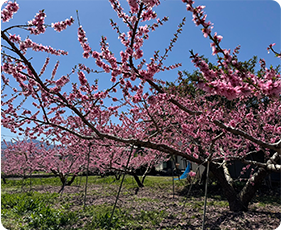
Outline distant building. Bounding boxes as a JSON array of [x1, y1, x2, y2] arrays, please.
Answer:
[[155, 156, 205, 178]]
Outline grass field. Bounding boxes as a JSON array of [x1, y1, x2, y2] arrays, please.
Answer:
[[1, 175, 280, 229]]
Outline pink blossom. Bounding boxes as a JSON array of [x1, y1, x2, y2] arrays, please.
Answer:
[[127, 0, 139, 13], [55, 75, 69, 87], [92, 51, 100, 59], [28, 10, 46, 35], [132, 94, 141, 103], [189, 171, 196, 177], [96, 59, 103, 67], [147, 95, 156, 104], [1, 1, 19, 22], [52, 16, 74, 32], [78, 71, 87, 86], [267, 43, 276, 53], [141, 9, 157, 22], [103, 64, 111, 73], [134, 49, 143, 59]]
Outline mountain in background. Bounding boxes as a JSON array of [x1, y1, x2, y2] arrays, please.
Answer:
[[1, 139, 53, 150]]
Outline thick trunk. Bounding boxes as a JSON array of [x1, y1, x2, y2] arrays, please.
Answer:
[[141, 165, 151, 184], [133, 174, 144, 187], [59, 174, 66, 185], [2, 176, 7, 184], [58, 174, 66, 194], [239, 167, 269, 208], [209, 162, 247, 211], [210, 161, 271, 212], [115, 173, 121, 180], [66, 174, 77, 186], [141, 174, 147, 184]]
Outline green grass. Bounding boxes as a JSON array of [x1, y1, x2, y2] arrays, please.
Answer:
[[0, 175, 177, 229], [143, 176, 175, 187], [2, 175, 279, 229], [1, 192, 78, 230], [1, 176, 173, 229], [207, 200, 229, 208], [255, 195, 281, 206], [1, 176, 63, 189], [79, 204, 168, 229], [1, 175, 177, 190], [1, 191, 168, 230]]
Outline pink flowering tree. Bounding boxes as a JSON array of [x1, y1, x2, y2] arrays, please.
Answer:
[[1, 0, 281, 212], [0, 147, 7, 184], [1, 139, 85, 190], [1, 139, 46, 178], [1, 137, 90, 190], [2, 135, 166, 190]]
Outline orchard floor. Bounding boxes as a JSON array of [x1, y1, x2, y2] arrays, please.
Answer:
[[1, 175, 281, 229]]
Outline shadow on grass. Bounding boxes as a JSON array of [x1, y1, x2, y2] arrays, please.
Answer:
[[179, 181, 280, 205], [206, 209, 281, 230]]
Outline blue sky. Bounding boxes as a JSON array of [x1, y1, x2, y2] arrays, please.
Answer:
[[1, 0, 281, 141]]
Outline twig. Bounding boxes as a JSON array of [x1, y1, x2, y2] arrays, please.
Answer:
[[76, 10, 81, 27]]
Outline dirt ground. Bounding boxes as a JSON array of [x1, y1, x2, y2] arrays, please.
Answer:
[[19, 181, 281, 230]]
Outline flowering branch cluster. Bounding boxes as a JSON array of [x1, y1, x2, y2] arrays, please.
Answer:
[[27, 38, 68, 55], [1, 1, 19, 23], [180, 0, 281, 101], [52, 16, 74, 32], [27, 10, 46, 35]]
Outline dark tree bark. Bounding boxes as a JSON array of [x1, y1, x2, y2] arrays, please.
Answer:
[[2, 176, 7, 184], [66, 174, 77, 186], [114, 173, 121, 180], [209, 162, 248, 211], [239, 167, 269, 208], [209, 161, 273, 212], [133, 173, 144, 188], [50, 170, 77, 193]]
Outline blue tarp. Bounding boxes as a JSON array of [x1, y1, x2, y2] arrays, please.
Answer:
[[174, 161, 191, 180]]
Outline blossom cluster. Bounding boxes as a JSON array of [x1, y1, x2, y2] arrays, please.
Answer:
[[141, 8, 157, 21], [18, 38, 68, 55], [1, 1, 19, 22], [39, 57, 50, 76], [27, 10, 46, 35], [127, 0, 139, 14], [77, 26, 92, 59], [52, 16, 74, 32], [183, 0, 224, 56], [55, 75, 69, 88], [109, 0, 131, 24]]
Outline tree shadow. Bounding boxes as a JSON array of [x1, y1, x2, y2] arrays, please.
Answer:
[[205, 209, 281, 229]]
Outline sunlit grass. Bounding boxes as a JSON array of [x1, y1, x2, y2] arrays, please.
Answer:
[[1, 174, 280, 229]]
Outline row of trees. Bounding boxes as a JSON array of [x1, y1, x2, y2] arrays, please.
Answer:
[[1, 0, 281, 212], [1, 137, 166, 190]]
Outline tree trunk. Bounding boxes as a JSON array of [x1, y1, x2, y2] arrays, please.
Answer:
[[209, 162, 247, 211], [209, 162, 271, 212], [66, 174, 77, 186], [2, 176, 7, 184], [115, 173, 121, 180], [59, 174, 66, 185], [58, 174, 66, 194], [239, 167, 269, 208], [133, 174, 144, 187], [141, 165, 151, 184]]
